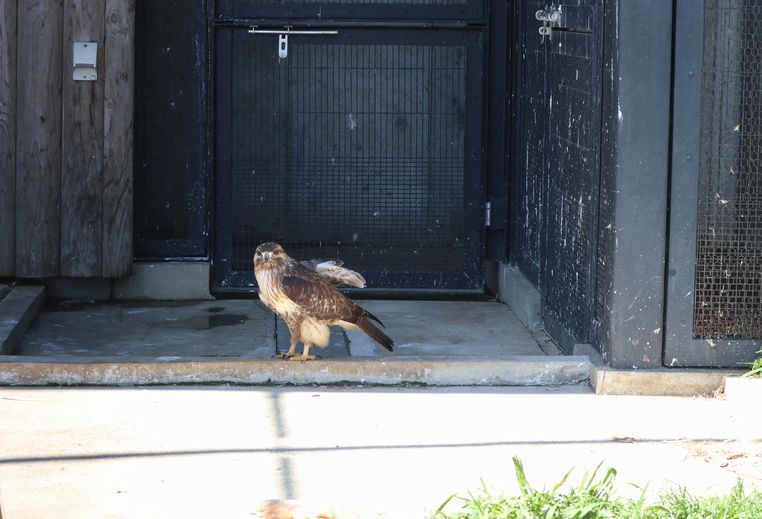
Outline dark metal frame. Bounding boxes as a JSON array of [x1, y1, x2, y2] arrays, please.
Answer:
[[664, 0, 759, 368], [215, 0, 485, 24], [484, 0, 510, 261], [133, 0, 210, 260], [212, 25, 486, 294], [592, 0, 672, 368]]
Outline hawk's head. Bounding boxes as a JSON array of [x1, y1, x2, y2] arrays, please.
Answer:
[[253, 242, 291, 271]]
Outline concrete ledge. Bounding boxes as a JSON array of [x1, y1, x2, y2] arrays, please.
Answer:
[[112, 262, 213, 300], [574, 344, 737, 396], [497, 264, 542, 329], [0, 286, 46, 355], [0, 355, 590, 386]]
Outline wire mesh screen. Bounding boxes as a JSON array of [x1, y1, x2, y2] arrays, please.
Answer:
[[231, 38, 467, 275], [693, 0, 762, 339]]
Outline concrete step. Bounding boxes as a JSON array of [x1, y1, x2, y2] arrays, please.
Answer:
[[0, 355, 590, 386], [3, 298, 586, 386]]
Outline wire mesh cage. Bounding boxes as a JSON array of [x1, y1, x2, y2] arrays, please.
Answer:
[[693, 0, 762, 339], [229, 36, 470, 279]]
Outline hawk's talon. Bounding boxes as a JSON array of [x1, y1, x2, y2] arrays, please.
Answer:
[[272, 353, 290, 360], [287, 354, 321, 361]]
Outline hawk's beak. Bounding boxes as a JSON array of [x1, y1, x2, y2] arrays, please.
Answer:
[[262, 251, 273, 261]]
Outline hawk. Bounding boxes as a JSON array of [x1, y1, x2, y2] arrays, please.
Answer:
[[253, 242, 395, 360]]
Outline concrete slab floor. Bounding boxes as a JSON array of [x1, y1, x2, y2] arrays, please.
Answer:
[[0, 386, 759, 519], [16, 300, 555, 359], [17, 300, 276, 359]]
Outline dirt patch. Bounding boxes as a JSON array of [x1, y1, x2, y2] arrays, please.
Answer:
[[681, 440, 762, 482]]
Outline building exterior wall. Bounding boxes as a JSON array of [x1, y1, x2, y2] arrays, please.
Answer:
[[0, 0, 134, 279]]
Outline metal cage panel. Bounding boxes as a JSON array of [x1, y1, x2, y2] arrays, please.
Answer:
[[693, 0, 762, 340], [215, 29, 484, 291]]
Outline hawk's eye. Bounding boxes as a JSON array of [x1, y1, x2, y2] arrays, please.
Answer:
[[273, 250, 280, 256], [255, 251, 261, 256]]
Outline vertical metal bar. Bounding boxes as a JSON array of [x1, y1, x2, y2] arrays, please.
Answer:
[[213, 27, 234, 287], [599, 0, 672, 367], [664, 0, 705, 364]]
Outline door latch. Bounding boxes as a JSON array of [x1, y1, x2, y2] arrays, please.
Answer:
[[536, 6, 562, 43], [248, 26, 339, 59]]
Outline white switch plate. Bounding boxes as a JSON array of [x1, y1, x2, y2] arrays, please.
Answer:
[[73, 42, 97, 81]]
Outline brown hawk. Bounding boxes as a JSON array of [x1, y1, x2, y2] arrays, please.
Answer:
[[253, 242, 394, 360]]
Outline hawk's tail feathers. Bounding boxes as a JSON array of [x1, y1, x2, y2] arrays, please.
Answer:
[[356, 317, 394, 352], [364, 309, 385, 328]]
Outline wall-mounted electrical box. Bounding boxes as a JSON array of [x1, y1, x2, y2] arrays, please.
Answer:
[[73, 42, 98, 81]]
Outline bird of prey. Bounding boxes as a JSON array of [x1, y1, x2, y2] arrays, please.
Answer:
[[253, 242, 394, 361]]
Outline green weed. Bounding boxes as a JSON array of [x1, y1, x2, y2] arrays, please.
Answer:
[[658, 481, 762, 518], [434, 457, 761, 519], [742, 349, 762, 378]]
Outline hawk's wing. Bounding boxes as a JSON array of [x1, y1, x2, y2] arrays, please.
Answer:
[[280, 272, 362, 323], [299, 259, 366, 288], [281, 263, 393, 351]]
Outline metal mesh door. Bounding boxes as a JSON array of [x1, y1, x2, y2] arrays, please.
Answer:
[[215, 29, 484, 291], [666, 0, 761, 366], [693, 0, 762, 339], [541, 3, 603, 350]]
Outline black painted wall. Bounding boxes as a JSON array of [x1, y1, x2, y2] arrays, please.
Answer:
[[133, 0, 208, 258], [594, 0, 672, 368], [510, 0, 673, 366]]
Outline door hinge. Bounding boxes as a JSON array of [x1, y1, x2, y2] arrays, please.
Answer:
[[248, 26, 339, 59], [485, 201, 492, 228]]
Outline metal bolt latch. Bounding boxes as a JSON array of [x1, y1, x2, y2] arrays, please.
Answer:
[[536, 6, 562, 43], [248, 27, 339, 59]]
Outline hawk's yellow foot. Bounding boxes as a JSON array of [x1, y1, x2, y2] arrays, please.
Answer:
[[287, 354, 321, 361]]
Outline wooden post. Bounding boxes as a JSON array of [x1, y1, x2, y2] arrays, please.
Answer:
[[61, 0, 106, 276], [103, 0, 135, 277], [16, 0, 63, 277], [0, 0, 16, 276]]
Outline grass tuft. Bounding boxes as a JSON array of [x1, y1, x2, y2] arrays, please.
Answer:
[[742, 349, 762, 378], [658, 481, 762, 518], [434, 457, 762, 519]]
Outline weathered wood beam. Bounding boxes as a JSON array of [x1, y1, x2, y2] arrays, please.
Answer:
[[16, 0, 63, 277], [0, 0, 17, 276], [102, 0, 135, 277], [61, 0, 106, 276]]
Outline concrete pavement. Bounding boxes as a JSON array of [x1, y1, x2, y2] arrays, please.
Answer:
[[3, 300, 594, 387], [0, 292, 742, 394], [16, 300, 554, 359], [0, 385, 760, 518]]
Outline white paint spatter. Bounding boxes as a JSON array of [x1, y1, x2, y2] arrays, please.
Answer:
[[617, 102, 623, 121]]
